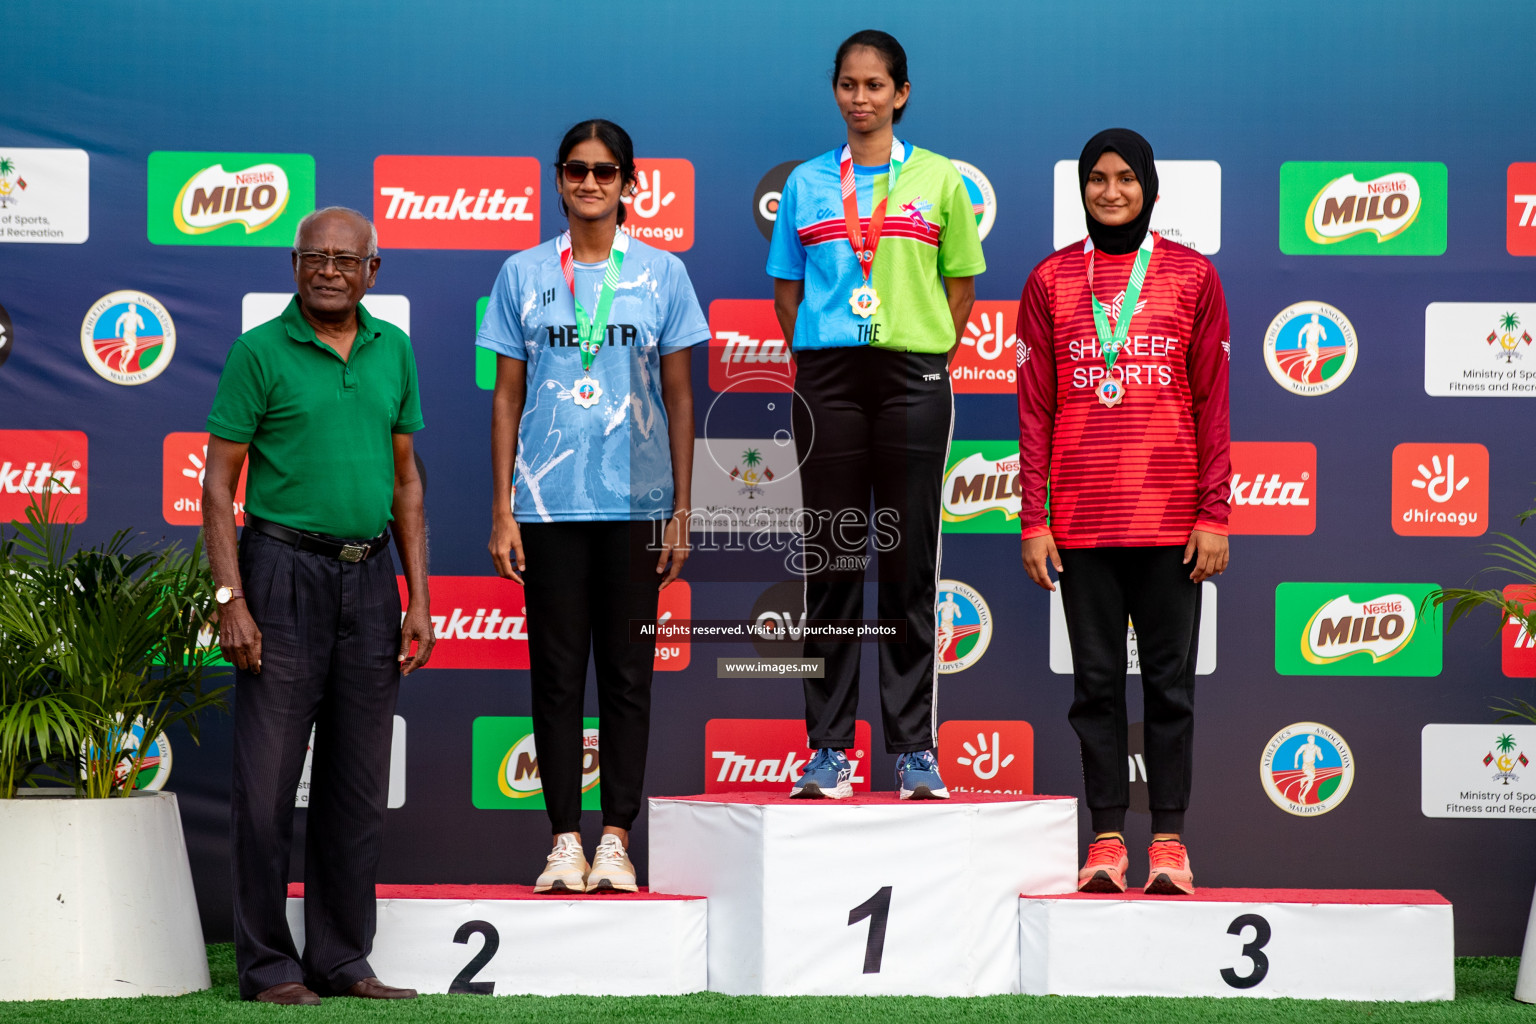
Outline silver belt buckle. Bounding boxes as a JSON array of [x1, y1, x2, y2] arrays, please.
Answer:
[[339, 543, 369, 563]]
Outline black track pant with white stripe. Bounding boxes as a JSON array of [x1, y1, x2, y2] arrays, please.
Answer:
[[791, 346, 953, 754]]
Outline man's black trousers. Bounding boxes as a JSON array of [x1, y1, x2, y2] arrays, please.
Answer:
[[520, 521, 659, 835], [1057, 545, 1201, 835], [791, 347, 952, 754], [230, 528, 402, 999]]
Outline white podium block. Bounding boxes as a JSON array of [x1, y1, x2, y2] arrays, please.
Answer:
[[1020, 888, 1454, 1001], [286, 884, 706, 996], [649, 792, 1077, 996]]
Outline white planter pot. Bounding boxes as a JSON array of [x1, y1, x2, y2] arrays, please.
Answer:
[[1518, 883, 1536, 1003], [0, 789, 210, 1001]]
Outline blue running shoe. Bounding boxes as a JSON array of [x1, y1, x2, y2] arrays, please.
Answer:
[[791, 748, 853, 799], [896, 750, 949, 800]]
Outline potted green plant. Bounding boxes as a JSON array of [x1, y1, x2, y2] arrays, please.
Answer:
[[1432, 496, 1536, 1003], [0, 491, 229, 1001]]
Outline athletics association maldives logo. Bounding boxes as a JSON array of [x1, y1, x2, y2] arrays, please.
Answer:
[[936, 579, 992, 674], [951, 160, 996, 241], [83, 716, 172, 793], [1264, 301, 1357, 396], [1261, 722, 1354, 816], [80, 291, 175, 385], [621, 158, 694, 251], [374, 155, 539, 250]]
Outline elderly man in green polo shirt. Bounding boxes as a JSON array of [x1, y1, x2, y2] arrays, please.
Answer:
[[201, 206, 434, 1006]]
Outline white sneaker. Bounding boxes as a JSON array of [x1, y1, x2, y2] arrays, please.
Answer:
[[585, 833, 638, 893], [534, 833, 588, 894]]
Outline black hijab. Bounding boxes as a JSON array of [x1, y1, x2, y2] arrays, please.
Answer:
[[1078, 128, 1158, 255]]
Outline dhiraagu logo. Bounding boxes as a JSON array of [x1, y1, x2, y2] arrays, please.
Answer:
[[471, 715, 600, 810], [1279, 161, 1446, 255], [1275, 582, 1442, 676], [147, 152, 315, 246], [941, 441, 1021, 533]]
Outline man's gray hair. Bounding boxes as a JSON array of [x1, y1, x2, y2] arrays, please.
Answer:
[[293, 206, 379, 256]]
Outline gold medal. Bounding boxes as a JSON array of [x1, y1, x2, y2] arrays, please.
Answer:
[[572, 375, 602, 409], [849, 284, 881, 319], [1096, 376, 1126, 408]]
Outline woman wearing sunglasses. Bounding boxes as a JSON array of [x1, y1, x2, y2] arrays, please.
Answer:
[[766, 30, 985, 800], [478, 119, 709, 892], [1016, 128, 1231, 896]]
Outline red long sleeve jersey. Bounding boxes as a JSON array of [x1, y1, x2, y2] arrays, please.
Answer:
[[1016, 236, 1231, 548]]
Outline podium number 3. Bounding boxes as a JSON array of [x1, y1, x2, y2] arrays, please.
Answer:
[[1220, 913, 1271, 989], [848, 886, 893, 974]]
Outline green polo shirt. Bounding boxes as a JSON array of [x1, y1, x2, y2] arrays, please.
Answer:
[[207, 296, 424, 539]]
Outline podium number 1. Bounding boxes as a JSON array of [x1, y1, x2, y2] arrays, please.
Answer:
[[848, 886, 893, 974]]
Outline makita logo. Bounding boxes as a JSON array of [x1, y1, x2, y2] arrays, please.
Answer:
[[717, 330, 791, 365], [373, 156, 540, 251], [1228, 442, 1315, 535], [710, 750, 865, 785], [429, 606, 527, 641], [379, 187, 533, 222], [1502, 585, 1536, 678], [1231, 473, 1309, 506], [0, 461, 77, 494], [1304, 593, 1417, 665]]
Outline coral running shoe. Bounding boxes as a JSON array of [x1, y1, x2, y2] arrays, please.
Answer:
[[1144, 840, 1195, 895], [586, 834, 638, 893], [1077, 838, 1129, 893], [895, 750, 949, 799], [534, 833, 589, 894], [791, 748, 853, 799]]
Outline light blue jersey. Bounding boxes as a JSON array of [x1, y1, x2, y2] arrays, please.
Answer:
[[477, 235, 709, 522]]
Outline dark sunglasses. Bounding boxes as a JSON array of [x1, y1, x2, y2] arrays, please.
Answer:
[[556, 160, 621, 185]]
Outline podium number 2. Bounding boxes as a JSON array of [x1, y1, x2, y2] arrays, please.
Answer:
[[450, 920, 499, 994], [848, 886, 893, 974], [1220, 913, 1271, 989]]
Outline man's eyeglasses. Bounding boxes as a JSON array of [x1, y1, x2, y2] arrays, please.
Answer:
[[556, 161, 621, 185], [295, 250, 372, 273]]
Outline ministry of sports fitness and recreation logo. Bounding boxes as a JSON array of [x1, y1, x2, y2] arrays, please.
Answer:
[[951, 160, 996, 241], [298, 717, 406, 809], [1390, 443, 1487, 537], [147, 152, 315, 246], [471, 716, 600, 810], [621, 158, 694, 251], [1261, 722, 1354, 816], [1274, 582, 1442, 676], [941, 441, 1020, 534], [1485, 732, 1530, 786], [161, 432, 247, 526], [937, 720, 1033, 794], [0, 301, 12, 370], [1421, 723, 1536, 819], [80, 291, 175, 386], [704, 718, 872, 793], [707, 299, 795, 393], [1279, 161, 1447, 255], [0, 147, 90, 244], [935, 580, 992, 674], [1264, 301, 1357, 396], [950, 302, 1017, 394], [0, 429, 88, 523], [1510, 164, 1536, 256], [374, 155, 539, 250], [726, 446, 777, 499], [1423, 302, 1536, 397], [1228, 441, 1315, 535]]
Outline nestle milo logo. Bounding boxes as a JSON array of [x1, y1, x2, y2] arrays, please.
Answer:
[[1274, 582, 1442, 676], [1280, 161, 1446, 256], [1303, 593, 1416, 664], [148, 151, 315, 247], [941, 442, 1021, 533]]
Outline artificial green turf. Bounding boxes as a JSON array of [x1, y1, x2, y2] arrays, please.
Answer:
[[0, 947, 1529, 1023]]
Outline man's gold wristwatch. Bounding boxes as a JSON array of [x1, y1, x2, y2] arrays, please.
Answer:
[[215, 586, 245, 605]]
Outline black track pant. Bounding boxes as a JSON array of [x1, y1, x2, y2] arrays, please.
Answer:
[[1058, 546, 1201, 835], [230, 529, 401, 1000], [791, 346, 953, 754], [520, 521, 658, 834]]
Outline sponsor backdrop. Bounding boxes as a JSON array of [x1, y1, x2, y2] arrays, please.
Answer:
[[4, 0, 1534, 954]]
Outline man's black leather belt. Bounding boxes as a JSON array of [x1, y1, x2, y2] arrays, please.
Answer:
[[244, 514, 389, 563]]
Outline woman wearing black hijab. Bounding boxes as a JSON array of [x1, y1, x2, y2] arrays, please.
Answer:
[[1015, 129, 1231, 895]]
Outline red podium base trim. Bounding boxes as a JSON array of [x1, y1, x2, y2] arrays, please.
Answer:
[[1027, 887, 1449, 905], [285, 883, 700, 901]]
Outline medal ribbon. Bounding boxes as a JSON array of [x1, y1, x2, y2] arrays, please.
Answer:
[[556, 230, 629, 373], [839, 137, 906, 287], [1085, 233, 1153, 374]]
